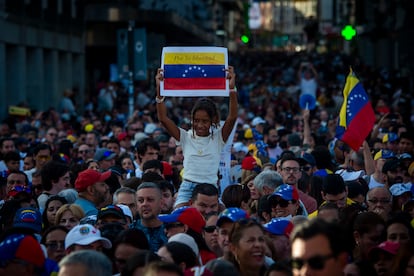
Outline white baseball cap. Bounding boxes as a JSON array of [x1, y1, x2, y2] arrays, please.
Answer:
[[251, 117, 266, 127], [233, 142, 248, 154], [168, 233, 199, 257], [65, 224, 112, 250], [390, 183, 412, 197]]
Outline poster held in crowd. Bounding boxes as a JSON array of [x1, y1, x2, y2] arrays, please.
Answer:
[[160, 46, 229, 97]]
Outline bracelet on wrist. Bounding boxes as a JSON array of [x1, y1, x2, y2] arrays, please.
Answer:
[[155, 96, 165, 104], [229, 86, 237, 93]]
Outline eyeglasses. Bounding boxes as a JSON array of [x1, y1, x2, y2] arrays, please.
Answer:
[[165, 222, 184, 230], [367, 199, 391, 204], [271, 199, 293, 208], [282, 167, 300, 173], [46, 241, 65, 251], [291, 254, 335, 270], [78, 150, 90, 154], [48, 133, 57, 136], [204, 225, 217, 233]]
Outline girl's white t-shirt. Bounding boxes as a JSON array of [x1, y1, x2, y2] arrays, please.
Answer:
[[178, 127, 225, 184]]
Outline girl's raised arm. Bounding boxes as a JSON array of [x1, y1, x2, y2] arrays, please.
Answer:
[[155, 68, 180, 141]]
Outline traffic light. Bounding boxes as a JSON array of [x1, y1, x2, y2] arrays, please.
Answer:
[[240, 1, 251, 45], [241, 35, 250, 44], [341, 25, 356, 41]]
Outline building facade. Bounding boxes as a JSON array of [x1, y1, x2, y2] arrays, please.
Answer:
[[0, 0, 85, 120]]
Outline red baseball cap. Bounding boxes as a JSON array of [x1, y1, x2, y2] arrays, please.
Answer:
[[117, 132, 128, 142], [369, 241, 400, 261], [162, 161, 173, 176], [75, 169, 111, 192], [241, 156, 258, 170], [0, 234, 45, 268]]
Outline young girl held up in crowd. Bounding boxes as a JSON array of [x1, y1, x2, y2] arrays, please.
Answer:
[[155, 66, 238, 208]]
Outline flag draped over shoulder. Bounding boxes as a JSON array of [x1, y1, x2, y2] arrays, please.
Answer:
[[335, 69, 376, 151]]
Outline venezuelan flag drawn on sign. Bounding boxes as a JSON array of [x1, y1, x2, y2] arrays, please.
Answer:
[[161, 47, 229, 97], [335, 69, 376, 151]]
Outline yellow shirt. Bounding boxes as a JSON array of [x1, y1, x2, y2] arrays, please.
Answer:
[[308, 197, 356, 218]]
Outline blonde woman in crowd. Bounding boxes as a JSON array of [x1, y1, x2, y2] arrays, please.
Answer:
[[55, 203, 85, 231]]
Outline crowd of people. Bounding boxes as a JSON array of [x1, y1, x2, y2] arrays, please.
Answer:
[[0, 50, 413, 276]]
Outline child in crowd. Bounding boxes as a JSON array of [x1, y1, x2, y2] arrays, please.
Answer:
[[156, 66, 238, 208]]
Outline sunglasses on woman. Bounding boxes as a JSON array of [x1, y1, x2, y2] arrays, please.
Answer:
[[271, 199, 294, 208]]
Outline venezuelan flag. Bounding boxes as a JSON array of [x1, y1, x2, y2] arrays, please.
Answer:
[[335, 69, 375, 151], [163, 51, 226, 90]]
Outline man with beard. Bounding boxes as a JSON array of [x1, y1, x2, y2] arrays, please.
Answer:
[[157, 180, 175, 214], [74, 169, 111, 216], [382, 159, 405, 189], [265, 128, 283, 161], [279, 156, 317, 213], [130, 182, 167, 252]]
